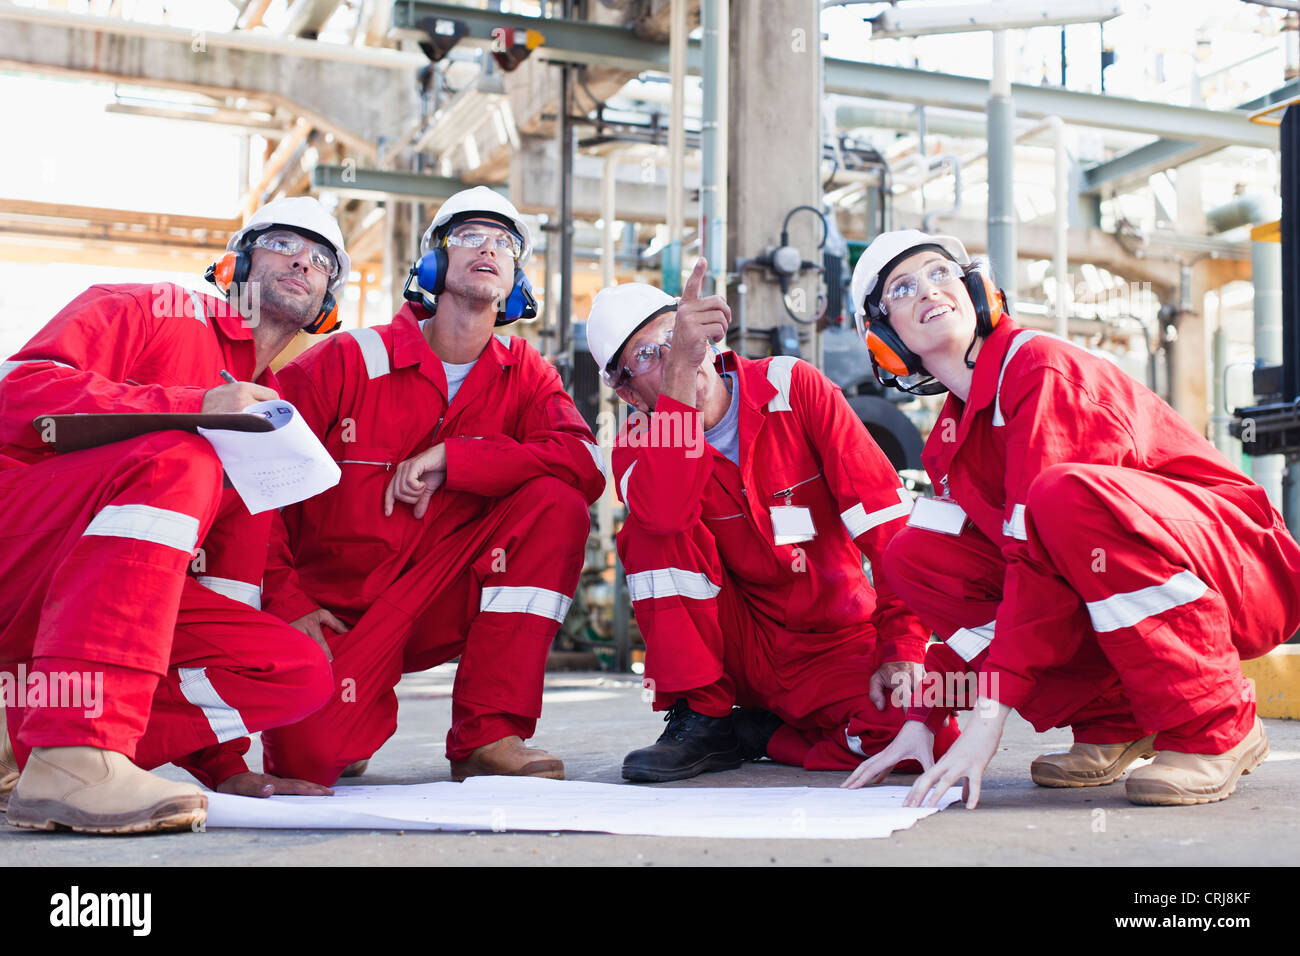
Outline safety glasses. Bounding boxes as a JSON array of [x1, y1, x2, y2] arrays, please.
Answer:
[[443, 223, 522, 260], [253, 230, 340, 279], [609, 329, 674, 390], [881, 259, 963, 316]]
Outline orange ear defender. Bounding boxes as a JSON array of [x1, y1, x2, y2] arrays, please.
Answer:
[[204, 251, 244, 295], [865, 322, 921, 379], [964, 268, 1006, 336], [302, 293, 340, 335]]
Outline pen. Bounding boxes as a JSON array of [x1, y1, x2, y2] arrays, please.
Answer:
[[219, 370, 237, 385]]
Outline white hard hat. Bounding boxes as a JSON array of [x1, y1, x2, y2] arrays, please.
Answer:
[[850, 229, 968, 338], [586, 282, 678, 385], [421, 186, 533, 267], [230, 196, 351, 295]]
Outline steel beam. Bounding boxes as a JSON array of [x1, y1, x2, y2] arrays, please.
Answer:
[[1083, 80, 1299, 194], [393, 3, 1277, 146], [392, 1, 703, 73], [312, 165, 497, 202], [822, 60, 1278, 147], [0, 6, 417, 159]]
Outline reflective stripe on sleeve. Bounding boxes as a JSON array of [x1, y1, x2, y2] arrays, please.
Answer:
[[619, 460, 636, 506], [178, 666, 249, 743], [187, 290, 208, 326], [480, 585, 573, 623], [0, 358, 75, 382], [1002, 503, 1028, 541], [947, 621, 996, 662], [83, 504, 201, 554], [992, 331, 1043, 427], [841, 487, 913, 538], [626, 568, 721, 602], [766, 356, 798, 412], [845, 730, 867, 757], [196, 575, 262, 610], [583, 441, 607, 477], [346, 327, 391, 379], [1086, 569, 1209, 633]]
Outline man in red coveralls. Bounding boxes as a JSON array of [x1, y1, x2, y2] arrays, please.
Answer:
[[585, 259, 958, 782], [260, 187, 604, 786], [0, 197, 345, 833], [842, 229, 1300, 808]]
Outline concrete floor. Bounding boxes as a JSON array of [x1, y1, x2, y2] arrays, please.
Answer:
[[3, 665, 1297, 866]]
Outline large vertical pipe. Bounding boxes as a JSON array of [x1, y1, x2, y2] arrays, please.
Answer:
[[600, 151, 624, 290], [664, 0, 686, 295], [1212, 310, 1235, 459], [1280, 108, 1300, 538], [555, 0, 575, 363], [1252, 239, 1285, 507], [1051, 116, 1069, 338], [700, 0, 729, 294], [597, 150, 628, 563], [988, 30, 1017, 305]]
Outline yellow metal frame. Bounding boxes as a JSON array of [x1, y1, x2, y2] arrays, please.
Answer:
[[1243, 646, 1300, 720], [1251, 219, 1281, 242], [1248, 95, 1300, 126]]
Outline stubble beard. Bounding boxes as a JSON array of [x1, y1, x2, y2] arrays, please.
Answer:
[[250, 274, 319, 332], [444, 269, 508, 311]]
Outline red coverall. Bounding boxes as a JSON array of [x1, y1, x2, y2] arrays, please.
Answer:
[[886, 318, 1300, 754], [0, 283, 332, 788], [613, 351, 959, 770], [260, 305, 604, 785]]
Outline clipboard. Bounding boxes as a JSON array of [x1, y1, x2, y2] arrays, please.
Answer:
[[32, 413, 274, 454]]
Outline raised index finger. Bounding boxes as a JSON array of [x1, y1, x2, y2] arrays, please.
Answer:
[[681, 256, 708, 302]]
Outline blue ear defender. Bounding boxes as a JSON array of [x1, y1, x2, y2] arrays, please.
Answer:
[[503, 270, 538, 322], [402, 245, 537, 325]]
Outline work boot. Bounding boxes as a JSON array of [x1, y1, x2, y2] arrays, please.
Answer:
[[1030, 734, 1157, 788], [450, 736, 565, 782], [1126, 718, 1269, 807], [6, 746, 207, 834], [732, 707, 783, 761], [622, 699, 743, 782], [0, 703, 17, 813], [340, 759, 369, 778]]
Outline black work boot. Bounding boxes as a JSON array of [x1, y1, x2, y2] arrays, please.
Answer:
[[621, 699, 744, 782], [732, 708, 784, 761]]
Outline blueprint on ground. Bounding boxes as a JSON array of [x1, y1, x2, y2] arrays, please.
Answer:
[[205, 776, 962, 839]]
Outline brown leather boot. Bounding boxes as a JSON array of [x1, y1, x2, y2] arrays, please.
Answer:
[[6, 746, 207, 834], [450, 736, 565, 782], [1126, 719, 1269, 806], [1030, 734, 1157, 787], [0, 703, 17, 813]]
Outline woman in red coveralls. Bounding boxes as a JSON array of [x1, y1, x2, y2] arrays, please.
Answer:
[[840, 230, 1300, 808]]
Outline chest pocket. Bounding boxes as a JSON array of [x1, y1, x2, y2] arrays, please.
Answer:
[[334, 445, 396, 470]]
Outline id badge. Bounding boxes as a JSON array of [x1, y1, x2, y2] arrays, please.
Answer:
[[770, 504, 816, 546], [907, 496, 967, 536]]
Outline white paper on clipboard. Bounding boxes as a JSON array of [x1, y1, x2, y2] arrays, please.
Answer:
[[197, 400, 340, 513]]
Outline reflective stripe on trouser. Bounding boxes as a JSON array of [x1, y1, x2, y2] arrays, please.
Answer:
[[888, 464, 1300, 754], [0, 433, 225, 753], [1011, 464, 1294, 754], [884, 520, 1158, 746], [5, 584, 330, 789], [261, 475, 590, 784], [618, 515, 935, 770]]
